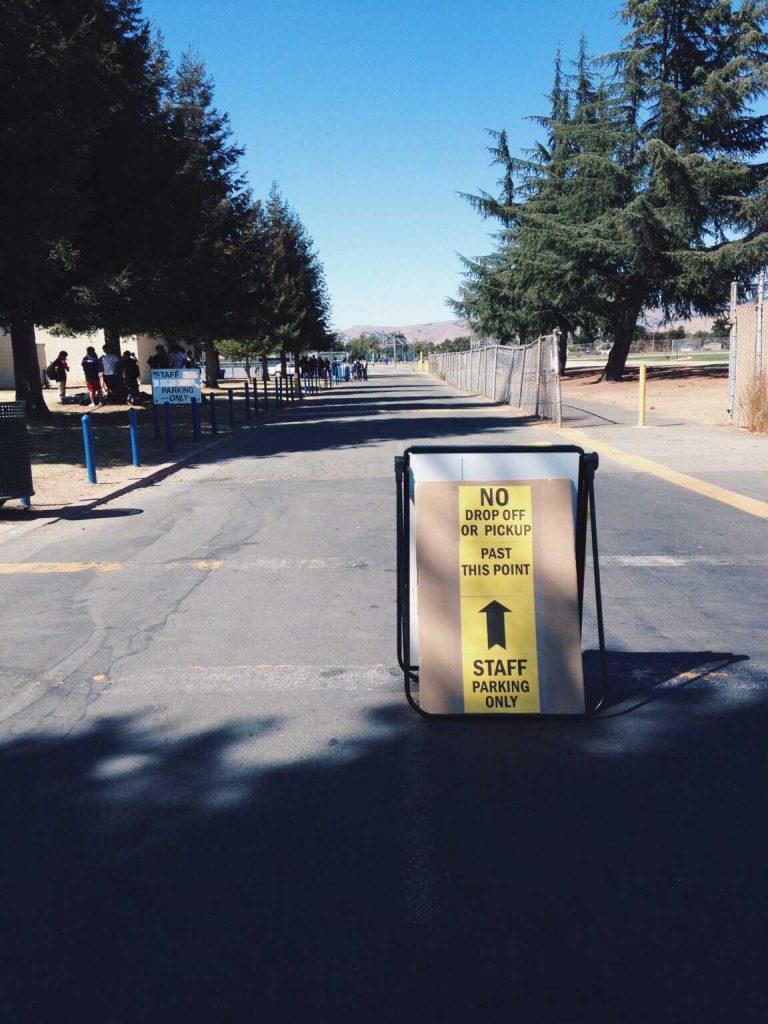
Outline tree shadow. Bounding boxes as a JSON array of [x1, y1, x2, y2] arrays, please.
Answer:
[[20, 375, 533, 485], [1, 644, 764, 1021], [0, 505, 144, 522]]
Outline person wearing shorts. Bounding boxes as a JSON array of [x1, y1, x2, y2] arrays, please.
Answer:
[[81, 347, 104, 406]]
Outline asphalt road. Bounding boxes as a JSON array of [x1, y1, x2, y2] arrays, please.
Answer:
[[1, 370, 766, 1022]]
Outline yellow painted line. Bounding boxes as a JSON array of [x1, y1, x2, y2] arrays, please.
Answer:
[[553, 425, 768, 520], [193, 559, 223, 570], [0, 561, 122, 574]]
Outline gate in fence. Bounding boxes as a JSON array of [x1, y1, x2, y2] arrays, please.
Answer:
[[429, 334, 562, 424]]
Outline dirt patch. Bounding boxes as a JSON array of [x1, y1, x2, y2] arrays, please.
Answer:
[[561, 363, 729, 426], [0, 384, 251, 513]]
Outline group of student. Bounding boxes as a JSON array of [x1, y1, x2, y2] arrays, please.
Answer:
[[47, 341, 197, 406], [297, 355, 368, 382]]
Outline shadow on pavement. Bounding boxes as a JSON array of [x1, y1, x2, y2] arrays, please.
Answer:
[[1, 644, 763, 1022], [0, 506, 144, 522]]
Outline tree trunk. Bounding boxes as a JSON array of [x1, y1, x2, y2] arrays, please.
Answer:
[[261, 354, 269, 380], [556, 322, 569, 374], [602, 299, 643, 381], [280, 349, 287, 377], [11, 320, 49, 418], [244, 354, 250, 378], [204, 339, 219, 388], [293, 347, 302, 398], [103, 322, 121, 356]]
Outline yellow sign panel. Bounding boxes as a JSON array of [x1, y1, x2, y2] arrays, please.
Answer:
[[415, 477, 584, 716], [459, 485, 539, 713]]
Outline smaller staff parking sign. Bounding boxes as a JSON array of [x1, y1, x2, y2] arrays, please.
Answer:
[[151, 368, 202, 405]]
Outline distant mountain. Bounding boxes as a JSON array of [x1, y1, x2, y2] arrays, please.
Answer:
[[336, 319, 471, 346]]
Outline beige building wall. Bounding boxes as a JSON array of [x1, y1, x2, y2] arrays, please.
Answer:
[[0, 328, 164, 389]]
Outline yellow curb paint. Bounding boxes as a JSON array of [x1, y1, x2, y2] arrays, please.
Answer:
[[193, 559, 223, 570], [0, 561, 122, 574], [552, 425, 768, 521], [92, 673, 106, 682]]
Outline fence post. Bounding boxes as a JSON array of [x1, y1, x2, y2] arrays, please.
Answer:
[[535, 337, 542, 417], [728, 280, 738, 420], [756, 269, 764, 370], [518, 346, 527, 409], [228, 388, 235, 429], [210, 393, 218, 436], [164, 402, 174, 453], [191, 397, 202, 440], [244, 382, 251, 419], [263, 376, 269, 410], [152, 401, 160, 440], [492, 345, 499, 402], [128, 407, 141, 466], [81, 413, 97, 484]]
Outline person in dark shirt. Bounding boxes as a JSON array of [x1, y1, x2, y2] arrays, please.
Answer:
[[81, 347, 104, 406], [147, 344, 169, 371], [51, 351, 69, 403], [122, 350, 141, 404]]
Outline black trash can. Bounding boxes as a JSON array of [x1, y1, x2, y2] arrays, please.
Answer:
[[0, 402, 35, 501]]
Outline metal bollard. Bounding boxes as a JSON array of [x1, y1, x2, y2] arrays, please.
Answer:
[[81, 413, 97, 484], [289, 376, 295, 402], [210, 393, 218, 436], [191, 397, 202, 440], [128, 407, 141, 466], [263, 377, 269, 410], [152, 401, 160, 440], [228, 388, 235, 429], [274, 377, 280, 405], [164, 402, 174, 453], [638, 364, 647, 427], [244, 382, 251, 419]]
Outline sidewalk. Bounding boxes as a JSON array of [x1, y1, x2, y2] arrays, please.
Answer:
[[557, 377, 768, 505], [0, 378, 321, 536]]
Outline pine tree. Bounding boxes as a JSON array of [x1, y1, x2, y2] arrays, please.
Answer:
[[600, 0, 768, 379], [0, 1, 107, 414], [158, 51, 250, 386], [262, 186, 332, 376]]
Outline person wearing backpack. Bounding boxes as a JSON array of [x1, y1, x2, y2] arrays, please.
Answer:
[[47, 351, 69, 404]]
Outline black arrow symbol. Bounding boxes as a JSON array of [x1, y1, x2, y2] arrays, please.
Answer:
[[480, 600, 511, 649]]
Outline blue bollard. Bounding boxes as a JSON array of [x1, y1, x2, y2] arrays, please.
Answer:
[[81, 413, 97, 484], [210, 393, 218, 435], [244, 382, 251, 419], [252, 378, 259, 415], [164, 402, 174, 453], [152, 401, 160, 440], [191, 397, 202, 440], [128, 407, 141, 466], [228, 388, 235, 429]]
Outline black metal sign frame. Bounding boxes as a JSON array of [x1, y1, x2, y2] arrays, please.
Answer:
[[395, 444, 608, 719]]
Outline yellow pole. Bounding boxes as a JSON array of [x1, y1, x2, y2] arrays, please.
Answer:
[[638, 363, 647, 426]]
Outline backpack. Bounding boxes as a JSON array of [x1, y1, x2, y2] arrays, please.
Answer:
[[46, 361, 58, 381]]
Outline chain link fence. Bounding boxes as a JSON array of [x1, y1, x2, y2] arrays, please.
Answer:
[[729, 277, 768, 430], [429, 335, 562, 424]]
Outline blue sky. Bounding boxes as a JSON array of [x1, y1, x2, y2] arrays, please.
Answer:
[[141, 0, 625, 328]]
